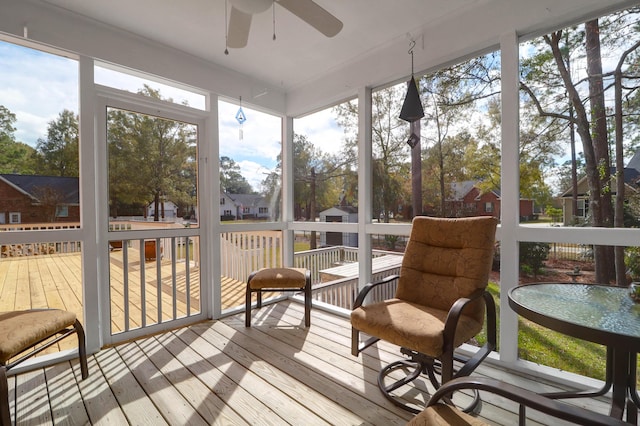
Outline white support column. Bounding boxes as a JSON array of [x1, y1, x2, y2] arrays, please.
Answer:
[[282, 115, 295, 267], [78, 55, 101, 353], [499, 30, 521, 364], [207, 95, 221, 319], [357, 87, 373, 288]]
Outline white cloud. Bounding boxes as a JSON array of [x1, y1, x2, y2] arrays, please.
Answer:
[[294, 108, 348, 156]]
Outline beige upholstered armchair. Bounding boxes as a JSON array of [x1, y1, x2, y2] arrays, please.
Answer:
[[351, 216, 498, 413]]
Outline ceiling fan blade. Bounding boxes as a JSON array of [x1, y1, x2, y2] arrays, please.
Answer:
[[277, 0, 343, 38], [227, 6, 252, 48]]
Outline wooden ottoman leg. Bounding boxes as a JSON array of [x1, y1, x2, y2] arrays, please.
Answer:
[[0, 365, 10, 426]]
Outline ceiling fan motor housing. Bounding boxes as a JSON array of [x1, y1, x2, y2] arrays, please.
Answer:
[[229, 0, 273, 15]]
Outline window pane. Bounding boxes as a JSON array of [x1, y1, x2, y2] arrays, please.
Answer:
[[373, 51, 501, 221], [519, 6, 640, 228], [219, 100, 281, 222], [0, 40, 79, 226], [293, 103, 358, 224], [107, 107, 198, 229], [95, 64, 206, 110]]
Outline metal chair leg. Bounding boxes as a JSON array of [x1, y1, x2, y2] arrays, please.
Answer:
[[0, 366, 11, 426]]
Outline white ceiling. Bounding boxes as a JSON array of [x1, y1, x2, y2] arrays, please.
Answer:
[[39, 0, 482, 92]]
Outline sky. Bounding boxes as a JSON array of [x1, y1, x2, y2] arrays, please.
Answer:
[[0, 39, 347, 191]]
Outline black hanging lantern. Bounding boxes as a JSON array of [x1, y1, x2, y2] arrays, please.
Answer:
[[399, 40, 424, 123]]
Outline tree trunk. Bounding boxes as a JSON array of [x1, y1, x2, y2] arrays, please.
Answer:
[[411, 121, 422, 218], [614, 69, 626, 286], [546, 30, 609, 283], [586, 19, 615, 283]]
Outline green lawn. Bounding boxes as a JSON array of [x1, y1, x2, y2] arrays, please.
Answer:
[[483, 282, 611, 382]]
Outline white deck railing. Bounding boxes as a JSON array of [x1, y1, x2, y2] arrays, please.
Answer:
[[1, 224, 401, 311]]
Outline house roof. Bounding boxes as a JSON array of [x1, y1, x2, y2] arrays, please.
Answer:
[[0, 174, 79, 204], [560, 166, 640, 197], [449, 181, 477, 200], [320, 206, 357, 215], [227, 193, 266, 207]]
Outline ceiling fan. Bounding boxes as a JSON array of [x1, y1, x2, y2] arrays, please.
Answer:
[[226, 0, 343, 48]]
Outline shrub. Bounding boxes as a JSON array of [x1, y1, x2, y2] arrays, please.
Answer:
[[520, 241, 550, 277]]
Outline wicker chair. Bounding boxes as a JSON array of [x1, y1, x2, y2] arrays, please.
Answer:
[[351, 216, 498, 413]]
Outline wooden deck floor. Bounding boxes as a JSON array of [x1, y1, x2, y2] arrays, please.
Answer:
[[0, 252, 278, 353], [6, 300, 613, 425]]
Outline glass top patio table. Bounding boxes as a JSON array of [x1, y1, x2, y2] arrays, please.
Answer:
[[509, 283, 640, 349], [508, 282, 640, 421]]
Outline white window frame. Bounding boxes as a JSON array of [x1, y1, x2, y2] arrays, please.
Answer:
[[9, 212, 20, 224]]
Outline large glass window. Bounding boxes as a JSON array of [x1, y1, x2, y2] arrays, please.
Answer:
[[107, 107, 198, 228], [373, 51, 502, 222], [520, 7, 640, 229], [95, 63, 206, 111], [0, 40, 79, 225], [0, 39, 82, 356], [293, 102, 358, 230], [218, 100, 282, 222]]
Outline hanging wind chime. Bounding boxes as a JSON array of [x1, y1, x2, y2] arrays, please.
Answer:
[[236, 96, 247, 141], [399, 40, 424, 149]]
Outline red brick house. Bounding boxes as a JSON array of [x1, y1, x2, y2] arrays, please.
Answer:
[[445, 180, 535, 220], [0, 174, 80, 225]]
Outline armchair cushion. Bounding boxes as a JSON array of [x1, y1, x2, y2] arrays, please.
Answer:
[[0, 309, 77, 362], [350, 298, 482, 357]]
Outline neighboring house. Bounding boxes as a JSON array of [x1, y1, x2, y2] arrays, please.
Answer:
[[146, 200, 179, 220], [219, 192, 237, 219], [445, 180, 535, 220], [319, 205, 358, 247], [222, 193, 270, 220], [560, 151, 640, 225], [0, 174, 79, 224]]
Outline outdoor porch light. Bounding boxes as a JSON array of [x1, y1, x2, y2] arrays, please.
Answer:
[[399, 40, 424, 123]]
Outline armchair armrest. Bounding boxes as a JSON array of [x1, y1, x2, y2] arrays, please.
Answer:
[[352, 274, 399, 309], [423, 376, 628, 426], [442, 288, 497, 380]]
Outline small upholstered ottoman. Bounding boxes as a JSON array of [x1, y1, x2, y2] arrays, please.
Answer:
[[245, 267, 312, 327]]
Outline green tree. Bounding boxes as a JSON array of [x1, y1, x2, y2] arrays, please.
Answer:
[[220, 156, 253, 194], [35, 109, 79, 177], [334, 90, 409, 222], [0, 105, 36, 173], [520, 8, 640, 283], [107, 85, 196, 220]]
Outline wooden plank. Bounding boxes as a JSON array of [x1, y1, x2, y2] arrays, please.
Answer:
[[15, 368, 52, 425], [115, 341, 209, 425], [180, 324, 331, 425], [72, 354, 129, 425], [224, 305, 415, 421], [94, 345, 168, 425], [43, 361, 90, 425], [205, 320, 408, 425], [140, 333, 250, 426]]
